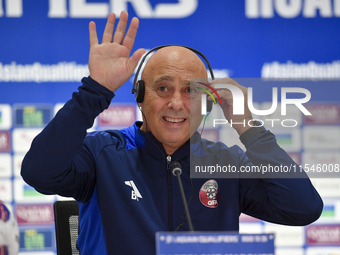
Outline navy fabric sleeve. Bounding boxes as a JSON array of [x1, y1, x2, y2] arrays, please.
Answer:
[[21, 77, 114, 203], [239, 130, 323, 226]]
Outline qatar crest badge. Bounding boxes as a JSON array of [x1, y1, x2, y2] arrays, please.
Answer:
[[199, 179, 218, 208]]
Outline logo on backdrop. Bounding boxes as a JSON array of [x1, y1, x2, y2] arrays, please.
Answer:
[[2, 0, 338, 19], [199, 179, 218, 208], [0, 0, 198, 18], [245, 0, 340, 18]]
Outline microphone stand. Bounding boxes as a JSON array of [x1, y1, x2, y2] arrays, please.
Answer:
[[171, 161, 194, 232]]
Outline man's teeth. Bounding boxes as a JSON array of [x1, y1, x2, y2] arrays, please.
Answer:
[[164, 117, 186, 123]]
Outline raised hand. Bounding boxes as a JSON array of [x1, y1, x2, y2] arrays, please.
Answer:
[[209, 78, 254, 135], [88, 11, 146, 92]]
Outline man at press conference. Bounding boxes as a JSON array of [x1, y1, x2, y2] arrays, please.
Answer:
[[21, 11, 323, 254]]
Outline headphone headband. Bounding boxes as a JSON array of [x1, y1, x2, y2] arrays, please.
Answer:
[[132, 45, 215, 94]]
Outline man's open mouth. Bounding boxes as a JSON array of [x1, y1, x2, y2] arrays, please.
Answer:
[[163, 117, 186, 123]]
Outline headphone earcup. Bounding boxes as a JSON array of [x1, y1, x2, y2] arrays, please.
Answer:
[[135, 80, 145, 103]]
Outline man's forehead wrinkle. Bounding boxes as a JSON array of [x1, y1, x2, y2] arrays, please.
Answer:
[[152, 75, 192, 87], [153, 75, 173, 84]]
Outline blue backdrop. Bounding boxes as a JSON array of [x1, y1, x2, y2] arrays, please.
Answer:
[[1, 1, 340, 254]]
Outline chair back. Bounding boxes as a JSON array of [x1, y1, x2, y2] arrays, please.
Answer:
[[54, 200, 79, 255]]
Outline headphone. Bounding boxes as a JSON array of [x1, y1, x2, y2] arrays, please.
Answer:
[[131, 45, 215, 112]]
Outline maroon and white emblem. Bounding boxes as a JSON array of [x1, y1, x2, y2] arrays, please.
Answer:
[[199, 179, 218, 208]]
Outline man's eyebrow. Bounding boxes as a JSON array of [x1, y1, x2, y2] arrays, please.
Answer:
[[151, 76, 191, 86], [184, 79, 191, 85]]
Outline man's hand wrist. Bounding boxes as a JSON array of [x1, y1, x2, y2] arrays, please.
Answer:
[[233, 120, 255, 136], [239, 120, 266, 144]]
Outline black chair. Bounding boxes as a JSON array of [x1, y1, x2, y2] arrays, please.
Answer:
[[54, 200, 80, 255]]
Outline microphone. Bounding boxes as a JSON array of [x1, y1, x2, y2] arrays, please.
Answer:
[[171, 161, 182, 176], [171, 161, 194, 232]]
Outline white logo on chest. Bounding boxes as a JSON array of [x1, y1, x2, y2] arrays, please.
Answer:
[[124, 180, 142, 201]]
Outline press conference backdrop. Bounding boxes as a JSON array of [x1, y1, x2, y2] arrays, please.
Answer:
[[0, 1, 340, 254]]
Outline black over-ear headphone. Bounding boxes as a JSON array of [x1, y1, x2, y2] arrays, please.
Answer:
[[131, 45, 215, 112]]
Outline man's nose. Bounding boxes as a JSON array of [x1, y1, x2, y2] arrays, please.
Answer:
[[168, 90, 184, 111]]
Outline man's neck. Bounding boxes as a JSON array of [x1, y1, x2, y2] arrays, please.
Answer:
[[163, 144, 179, 156]]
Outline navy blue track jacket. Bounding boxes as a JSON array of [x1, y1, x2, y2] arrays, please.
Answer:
[[21, 77, 323, 254]]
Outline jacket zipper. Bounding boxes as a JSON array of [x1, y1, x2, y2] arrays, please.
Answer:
[[166, 156, 171, 170], [166, 155, 173, 231]]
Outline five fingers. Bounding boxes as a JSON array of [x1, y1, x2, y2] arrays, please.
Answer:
[[89, 11, 141, 54]]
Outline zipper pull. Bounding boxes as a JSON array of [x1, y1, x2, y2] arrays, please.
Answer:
[[166, 156, 171, 170]]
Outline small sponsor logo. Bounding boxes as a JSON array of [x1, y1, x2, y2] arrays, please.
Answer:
[[264, 224, 305, 246], [303, 126, 340, 149], [199, 180, 218, 208], [0, 104, 12, 130], [307, 225, 340, 245], [0, 131, 10, 152], [19, 228, 54, 250], [305, 104, 340, 125], [15, 205, 54, 225], [99, 105, 136, 127], [12, 128, 42, 153], [14, 105, 52, 127]]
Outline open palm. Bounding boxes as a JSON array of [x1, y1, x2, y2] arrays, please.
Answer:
[[88, 11, 145, 92]]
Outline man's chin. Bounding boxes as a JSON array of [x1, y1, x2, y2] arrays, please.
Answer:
[[159, 133, 189, 145]]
